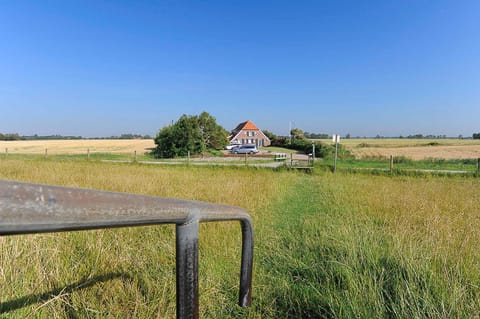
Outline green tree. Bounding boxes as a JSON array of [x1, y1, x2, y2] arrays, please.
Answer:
[[173, 114, 204, 156], [262, 130, 277, 140], [290, 128, 305, 142], [197, 112, 228, 150], [153, 112, 227, 158], [0, 133, 21, 141], [153, 125, 176, 158]]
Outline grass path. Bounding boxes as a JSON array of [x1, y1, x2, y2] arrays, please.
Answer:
[[255, 174, 480, 318]]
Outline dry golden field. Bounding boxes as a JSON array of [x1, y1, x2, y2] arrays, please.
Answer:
[[3, 138, 480, 160], [319, 138, 480, 160], [0, 139, 155, 155]]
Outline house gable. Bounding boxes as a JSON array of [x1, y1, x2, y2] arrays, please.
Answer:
[[229, 120, 271, 147]]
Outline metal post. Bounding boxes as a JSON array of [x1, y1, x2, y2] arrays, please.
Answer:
[[333, 140, 338, 173], [312, 143, 315, 164], [5, 148, 7, 158], [176, 220, 199, 319], [289, 121, 292, 144], [239, 220, 253, 307], [87, 148, 90, 160]]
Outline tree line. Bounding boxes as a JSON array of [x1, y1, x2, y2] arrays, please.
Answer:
[[0, 133, 151, 141], [0, 133, 22, 140]]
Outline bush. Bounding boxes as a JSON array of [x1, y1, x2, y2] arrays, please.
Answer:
[[393, 156, 413, 164], [153, 112, 228, 158], [272, 138, 353, 159]]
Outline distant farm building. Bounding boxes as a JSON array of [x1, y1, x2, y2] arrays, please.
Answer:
[[229, 120, 271, 148]]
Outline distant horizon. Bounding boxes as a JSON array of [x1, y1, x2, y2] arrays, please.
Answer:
[[1, 2, 479, 138], [1, 130, 477, 140]]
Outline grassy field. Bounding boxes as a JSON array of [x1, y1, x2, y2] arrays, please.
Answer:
[[1, 158, 480, 318], [317, 139, 480, 160], [0, 139, 155, 156], [316, 157, 480, 175], [0, 159, 295, 318], [318, 138, 480, 147], [264, 174, 480, 318], [4, 138, 480, 161]]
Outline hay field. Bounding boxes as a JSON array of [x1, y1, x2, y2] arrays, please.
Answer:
[[319, 139, 480, 160], [0, 139, 155, 155]]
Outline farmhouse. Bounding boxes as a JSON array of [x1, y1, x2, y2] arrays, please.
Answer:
[[229, 120, 271, 148]]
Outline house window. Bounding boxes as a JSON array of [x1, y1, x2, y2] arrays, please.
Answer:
[[246, 131, 255, 137]]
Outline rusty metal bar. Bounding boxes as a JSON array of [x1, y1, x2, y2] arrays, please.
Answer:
[[0, 179, 253, 318]]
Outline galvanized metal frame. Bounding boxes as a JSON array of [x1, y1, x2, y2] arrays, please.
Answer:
[[0, 179, 253, 319]]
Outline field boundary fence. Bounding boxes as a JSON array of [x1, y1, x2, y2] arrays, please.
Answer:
[[325, 155, 480, 176]]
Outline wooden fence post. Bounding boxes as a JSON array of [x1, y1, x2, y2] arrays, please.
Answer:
[[87, 148, 90, 160], [44, 148, 48, 158], [134, 150, 137, 162], [187, 151, 190, 165], [390, 155, 393, 173], [477, 158, 480, 174], [244, 153, 247, 166], [5, 148, 7, 158]]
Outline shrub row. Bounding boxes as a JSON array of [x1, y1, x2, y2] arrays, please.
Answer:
[[271, 138, 353, 159]]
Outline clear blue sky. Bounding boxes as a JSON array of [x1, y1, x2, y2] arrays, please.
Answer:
[[1, 0, 479, 137]]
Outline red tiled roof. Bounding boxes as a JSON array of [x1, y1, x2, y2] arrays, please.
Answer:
[[233, 120, 259, 132], [242, 120, 259, 130]]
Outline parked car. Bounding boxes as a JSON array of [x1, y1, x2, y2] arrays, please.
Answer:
[[231, 144, 259, 154], [225, 142, 241, 150]]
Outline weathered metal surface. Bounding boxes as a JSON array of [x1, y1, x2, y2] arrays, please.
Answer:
[[0, 179, 254, 319], [176, 220, 200, 319], [0, 179, 251, 234], [239, 220, 253, 307]]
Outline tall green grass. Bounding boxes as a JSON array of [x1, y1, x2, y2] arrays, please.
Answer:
[[0, 159, 296, 318], [1, 159, 480, 318], [316, 157, 479, 174], [257, 174, 480, 318]]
